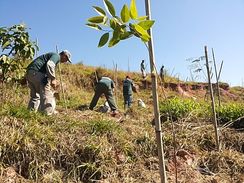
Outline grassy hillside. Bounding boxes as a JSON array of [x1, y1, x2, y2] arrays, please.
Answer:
[[0, 64, 244, 183]]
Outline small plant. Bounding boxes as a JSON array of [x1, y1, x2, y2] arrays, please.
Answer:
[[0, 24, 38, 82], [86, 0, 155, 47], [217, 103, 244, 124], [86, 119, 120, 135], [159, 97, 200, 121]]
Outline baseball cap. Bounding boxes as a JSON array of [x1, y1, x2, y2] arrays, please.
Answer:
[[60, 50, 72, 63]]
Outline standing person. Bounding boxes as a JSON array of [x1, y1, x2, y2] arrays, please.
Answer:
[[140, 60, 146, 79], [123, 76, 135, 110], [26, 50, 71, 115], [89, 72, 118, 115], [160, 65, 165, 83]]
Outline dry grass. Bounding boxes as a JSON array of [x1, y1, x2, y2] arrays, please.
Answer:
[[0, 64, 244, 183]]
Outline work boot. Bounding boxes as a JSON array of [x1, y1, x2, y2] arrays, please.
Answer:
[[111, 110, 119, 117]]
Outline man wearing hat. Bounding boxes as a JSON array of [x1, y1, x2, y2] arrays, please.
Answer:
[[26, 50, 71, 115]]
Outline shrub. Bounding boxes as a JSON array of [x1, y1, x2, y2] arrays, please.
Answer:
[[217, 103, 244, 124], [159, 97, 200, 121]]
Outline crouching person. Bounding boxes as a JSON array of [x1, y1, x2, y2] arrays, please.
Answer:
[[26, 50, 71, 115], [89, 72, 118, 115]]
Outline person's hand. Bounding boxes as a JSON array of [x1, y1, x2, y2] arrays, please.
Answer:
[[51, 79, 58, 89]]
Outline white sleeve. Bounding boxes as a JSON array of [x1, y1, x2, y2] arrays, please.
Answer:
[[46, 60, 56, 80]]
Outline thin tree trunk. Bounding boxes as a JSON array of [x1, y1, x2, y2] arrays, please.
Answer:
[[205, 46, 220, 151], [145, 0, 167, 182], [212, 48, 221, 107], [56, 45, 67, 111], [217, 60, 224, 82]]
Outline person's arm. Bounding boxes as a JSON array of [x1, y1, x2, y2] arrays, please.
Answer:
[[46, 60, 57, 88], [111, 80, 115, 89]]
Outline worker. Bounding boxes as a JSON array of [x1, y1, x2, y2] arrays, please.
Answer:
[[26, 50, 71, 115], [160, 65, 165, 83], [140, 60, 146, 79], [89, 71, 118, 115], [123, 75, 135, 110]]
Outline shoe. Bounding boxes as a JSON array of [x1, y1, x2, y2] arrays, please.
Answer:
[[111, 110, 119, 117]]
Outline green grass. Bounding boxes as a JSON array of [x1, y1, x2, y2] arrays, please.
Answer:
[[1, 64, 244, 182]]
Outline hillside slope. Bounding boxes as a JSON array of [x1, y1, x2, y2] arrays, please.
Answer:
[[0, 64, 244, 183]]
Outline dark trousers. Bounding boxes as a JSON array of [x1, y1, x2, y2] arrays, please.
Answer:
[[124, 95, 133, 110], [89, 84, 117, 111]]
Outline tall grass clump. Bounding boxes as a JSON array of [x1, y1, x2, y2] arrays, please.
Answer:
[[159, 97, 200, 121]]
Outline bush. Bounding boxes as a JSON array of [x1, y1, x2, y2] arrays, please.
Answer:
[[217, 103, 244, 124], [159, 97, 200, 121]]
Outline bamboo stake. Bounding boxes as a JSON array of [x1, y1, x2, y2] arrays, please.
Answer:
[[212, 48, 221, 107], [145, 0, 167, 182], [205, 46, 220, 151], [56, 45, 67, 112], [217, 60, 224, 82], [128, 57, 130, 73], [115, 63, 118, 105]]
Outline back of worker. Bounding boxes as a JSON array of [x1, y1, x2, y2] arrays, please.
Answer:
[[123, 76, 134, 110], [89, 76, 117, 113]]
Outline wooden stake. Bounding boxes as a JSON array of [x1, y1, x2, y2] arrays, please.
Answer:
[[212, 48, 221, 107], [217, 60, 224, 82], [56, 45, 67, 112], [112, 60, 118, 106], [145, 0, 167, 182], [205, 46, 220, 151], [128, 57, 130, 73]]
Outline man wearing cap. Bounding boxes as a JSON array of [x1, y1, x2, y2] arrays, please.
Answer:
[[26, 50, 71, 115]]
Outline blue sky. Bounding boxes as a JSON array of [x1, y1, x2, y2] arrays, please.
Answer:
[[1, 0, 244, 86]]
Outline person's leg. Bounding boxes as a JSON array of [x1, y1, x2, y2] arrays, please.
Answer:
[[26, 70, 42, 111], [27, 81, 40, 111], [105, 90, 117, 111], [89, 90, 102, 110], [124, 95, 129, 110], [41, 79, 56, 115], [128, 95, 133, 108]]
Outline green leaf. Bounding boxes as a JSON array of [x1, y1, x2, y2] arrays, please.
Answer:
[[93, 6, 106, 16], [113, 26, 121, 41], [110, 19, 117, 29], [2, 40, 10, 49], [120, 5, 130, 23], [86, 23, 102, 30], [87, 16, 105, 24], [133, 24, 150, 42], [120, 31, 133, 40], [130, 0, 138, 19], [136, 16, 148, 21], [138, 20, 155, 30], [108, 25, 121, 47], [140, 35, 150, 42], [108, 37, 120, 47], [98, 33, 109, 47], [103, 0, 116, 17], [103, 16, 109, 25]]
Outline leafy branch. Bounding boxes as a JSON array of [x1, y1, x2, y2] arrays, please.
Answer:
[[86, 0, 155, 47]]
